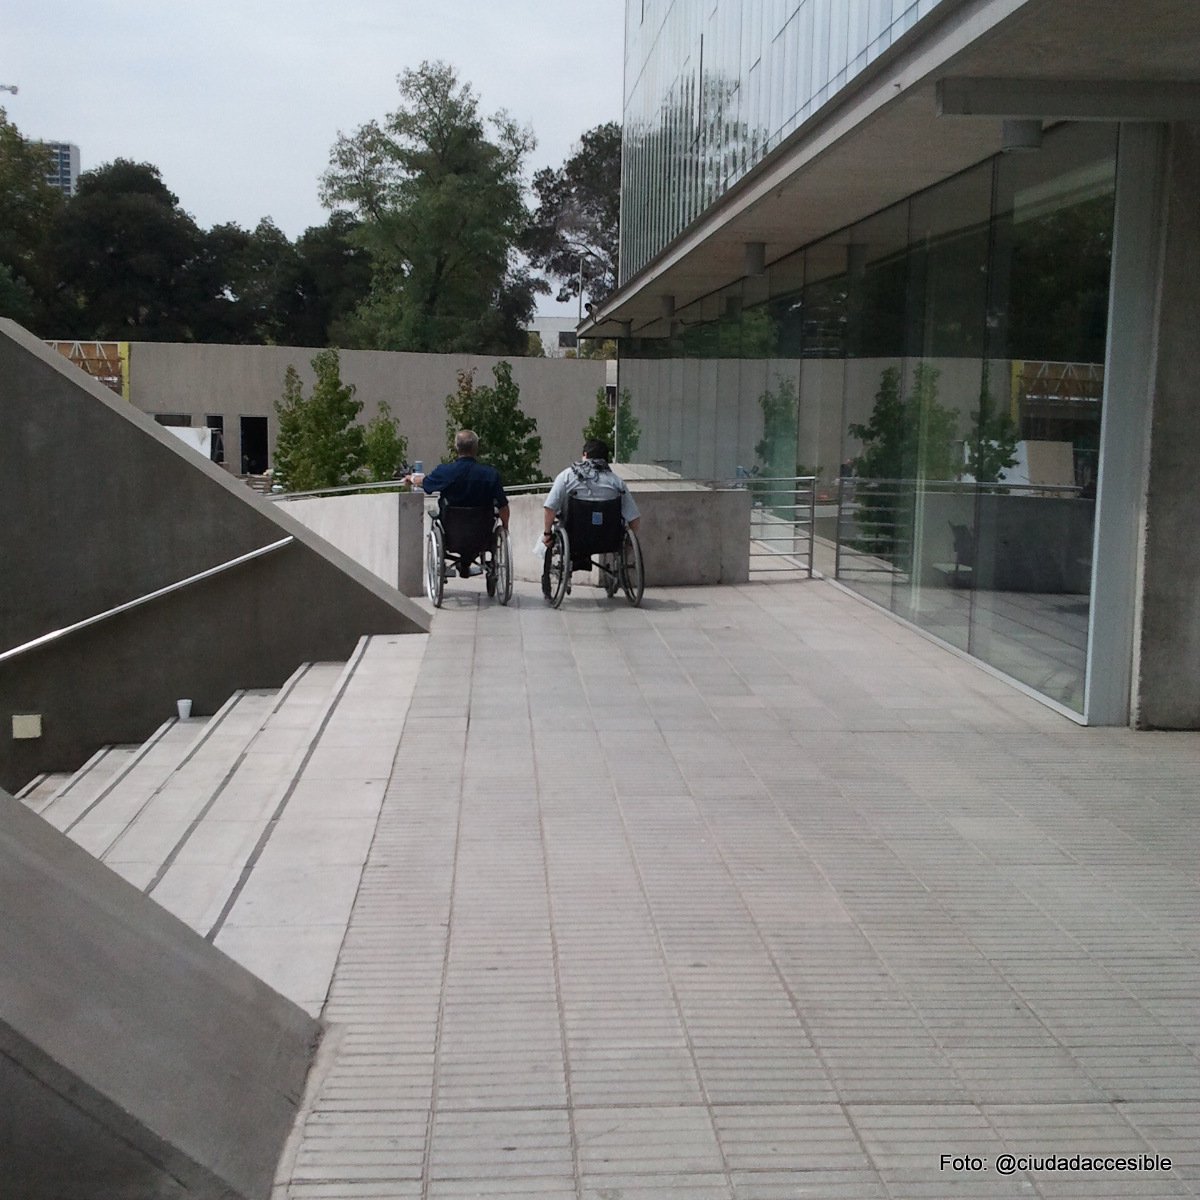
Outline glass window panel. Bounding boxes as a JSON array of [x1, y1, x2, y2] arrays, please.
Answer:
[[970, 123, 1117, 712]]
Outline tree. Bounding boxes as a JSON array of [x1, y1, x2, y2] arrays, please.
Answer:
[[289, 212, 374, 347], [50, 159, 205, 340], [321, 60, 545, 354], [273, 349, 366, 491], [576, 337, 617, 360], [848, 363, 960, 558], [754, 374, 799, 480], [582, 388, 613, 448], [362, 401, 409, 482], [0, 108, 64, 328], [849, 363, 960, 483], [444, 361, 543, 486], [582, 385, 640, 461], [965, 366, 1019, 484], [525, 121, 621, 307], [615, 388, 641, 461]]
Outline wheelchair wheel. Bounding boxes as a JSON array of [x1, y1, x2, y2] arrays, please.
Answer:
[[495, 526, 513, 605], [425, 523, 445, 608], [620, 527, 644, 607], [602, 553, 620, 598], [547, 526, 569, 608]]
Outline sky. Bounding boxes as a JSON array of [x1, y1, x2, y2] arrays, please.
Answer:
[[3, 0, 625, 315]]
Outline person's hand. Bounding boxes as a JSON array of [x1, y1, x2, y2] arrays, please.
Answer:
[[542, 531, 553, 544], [410, 472, 425, 487]]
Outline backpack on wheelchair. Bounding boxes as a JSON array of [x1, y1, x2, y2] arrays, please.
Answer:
[[544, 496, 644, 609]]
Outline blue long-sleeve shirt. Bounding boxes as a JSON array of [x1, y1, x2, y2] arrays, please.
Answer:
[[421, 456, 508, 511]]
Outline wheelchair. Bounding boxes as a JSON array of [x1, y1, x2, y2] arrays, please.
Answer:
[[425, 504, 513, 608], [544, 496, 644, 609]]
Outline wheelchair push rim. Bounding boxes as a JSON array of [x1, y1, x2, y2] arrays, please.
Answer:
[[546, 525, 569, 608], [425, 522, 445, 608], [495, 526, 513, 605], [620, 527, 644, 606]]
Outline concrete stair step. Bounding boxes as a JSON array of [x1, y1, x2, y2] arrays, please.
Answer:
[[33, 743, 143, 830], [209, 634, 427, 1015], [16, 636, 427, 1018], [12, 771, 72, 813], [141, 662, 347, 934]]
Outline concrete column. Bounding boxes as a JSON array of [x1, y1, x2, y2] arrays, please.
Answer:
[[1134, 123, 1200, 728]]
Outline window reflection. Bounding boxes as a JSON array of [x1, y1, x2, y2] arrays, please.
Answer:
[[619, 123, 1117, 713]]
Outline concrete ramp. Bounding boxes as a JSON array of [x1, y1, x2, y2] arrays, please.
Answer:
[[0, 788, 320, 1199]]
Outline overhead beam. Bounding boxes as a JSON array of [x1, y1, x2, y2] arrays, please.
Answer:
[[937, 78, 1200, 121]]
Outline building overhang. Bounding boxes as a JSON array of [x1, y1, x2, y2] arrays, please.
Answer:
[[584, 0, 1200, 339]]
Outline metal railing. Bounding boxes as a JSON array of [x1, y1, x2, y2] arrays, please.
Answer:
[[738, 475, 817, 577], [0, 537, 294, 665], [834, 477, 1084, 580]]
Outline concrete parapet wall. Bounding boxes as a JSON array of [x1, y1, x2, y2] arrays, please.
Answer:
[[0, 789, 319, 1199], [272, 484, 751, 594], [506, 486, 751, 587], [0, 320, 429, 791]]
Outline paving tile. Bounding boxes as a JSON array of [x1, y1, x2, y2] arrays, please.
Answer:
[[273, 581, 1200, 1199]]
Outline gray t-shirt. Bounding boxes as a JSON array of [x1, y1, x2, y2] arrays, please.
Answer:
[[545, 459, 640, 524]]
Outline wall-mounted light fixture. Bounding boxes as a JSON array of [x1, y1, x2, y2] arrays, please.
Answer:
[[1001, 119, 1043, 152]]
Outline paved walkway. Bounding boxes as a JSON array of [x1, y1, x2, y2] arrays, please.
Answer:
[[278, 577, 1200, 1199]]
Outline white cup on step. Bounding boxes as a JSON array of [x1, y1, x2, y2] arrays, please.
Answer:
[[176, 699, 192, 720]]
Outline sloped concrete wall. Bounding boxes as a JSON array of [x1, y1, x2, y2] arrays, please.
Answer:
[[0, 789, 319, 1199], [0, 320, 429, 790]]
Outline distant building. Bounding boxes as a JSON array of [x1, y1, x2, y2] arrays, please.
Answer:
[[42, 141, 80, 197], [527, 315, 581, 359]]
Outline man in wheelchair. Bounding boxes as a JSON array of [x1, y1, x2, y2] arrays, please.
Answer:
[[541, 438, 643, 606], [404, 430, 514, 606], [406, 429, 509, 574]]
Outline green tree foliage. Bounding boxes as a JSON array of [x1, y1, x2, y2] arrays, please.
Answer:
[[0, 108, 64, 326], [849, 363, 959, 482], [576, 337, 617, 360], [50, 160, 205, 340], [749, 374, 799, 511], [847, 364, 960, 559], [362, 401, 409, 482], [754, 374, 799, 479], [615, 388, 641, 461], [444, 361, 543, 485], [321, 61, 545, 354], [582, 389, 613, 448], [289, 212, 374, 347], [965, 367, 1019, 484], [274, 349, 370, 490], [581, 387, 642, 461], [525, 121, 621, 306]]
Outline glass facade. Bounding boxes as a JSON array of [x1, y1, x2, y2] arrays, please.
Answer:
[[621, 0, 948, 279], [619, 122, 1118, 713]]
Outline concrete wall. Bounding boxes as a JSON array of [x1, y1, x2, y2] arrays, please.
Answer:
[[0, 320, 429, 791], [128, 342, 606, 481], [274, 485, 751, 593], [506, 487, 751, 588], [0, 788, 319, 1199], [1136, 122, 1200, 728]]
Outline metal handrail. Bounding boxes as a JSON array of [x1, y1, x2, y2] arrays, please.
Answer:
[[0, 536, 294, 665]]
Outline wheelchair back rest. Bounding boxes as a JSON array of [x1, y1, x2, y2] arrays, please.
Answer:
[[564, 496, 624, 555], [440, 505, 496, 556]]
